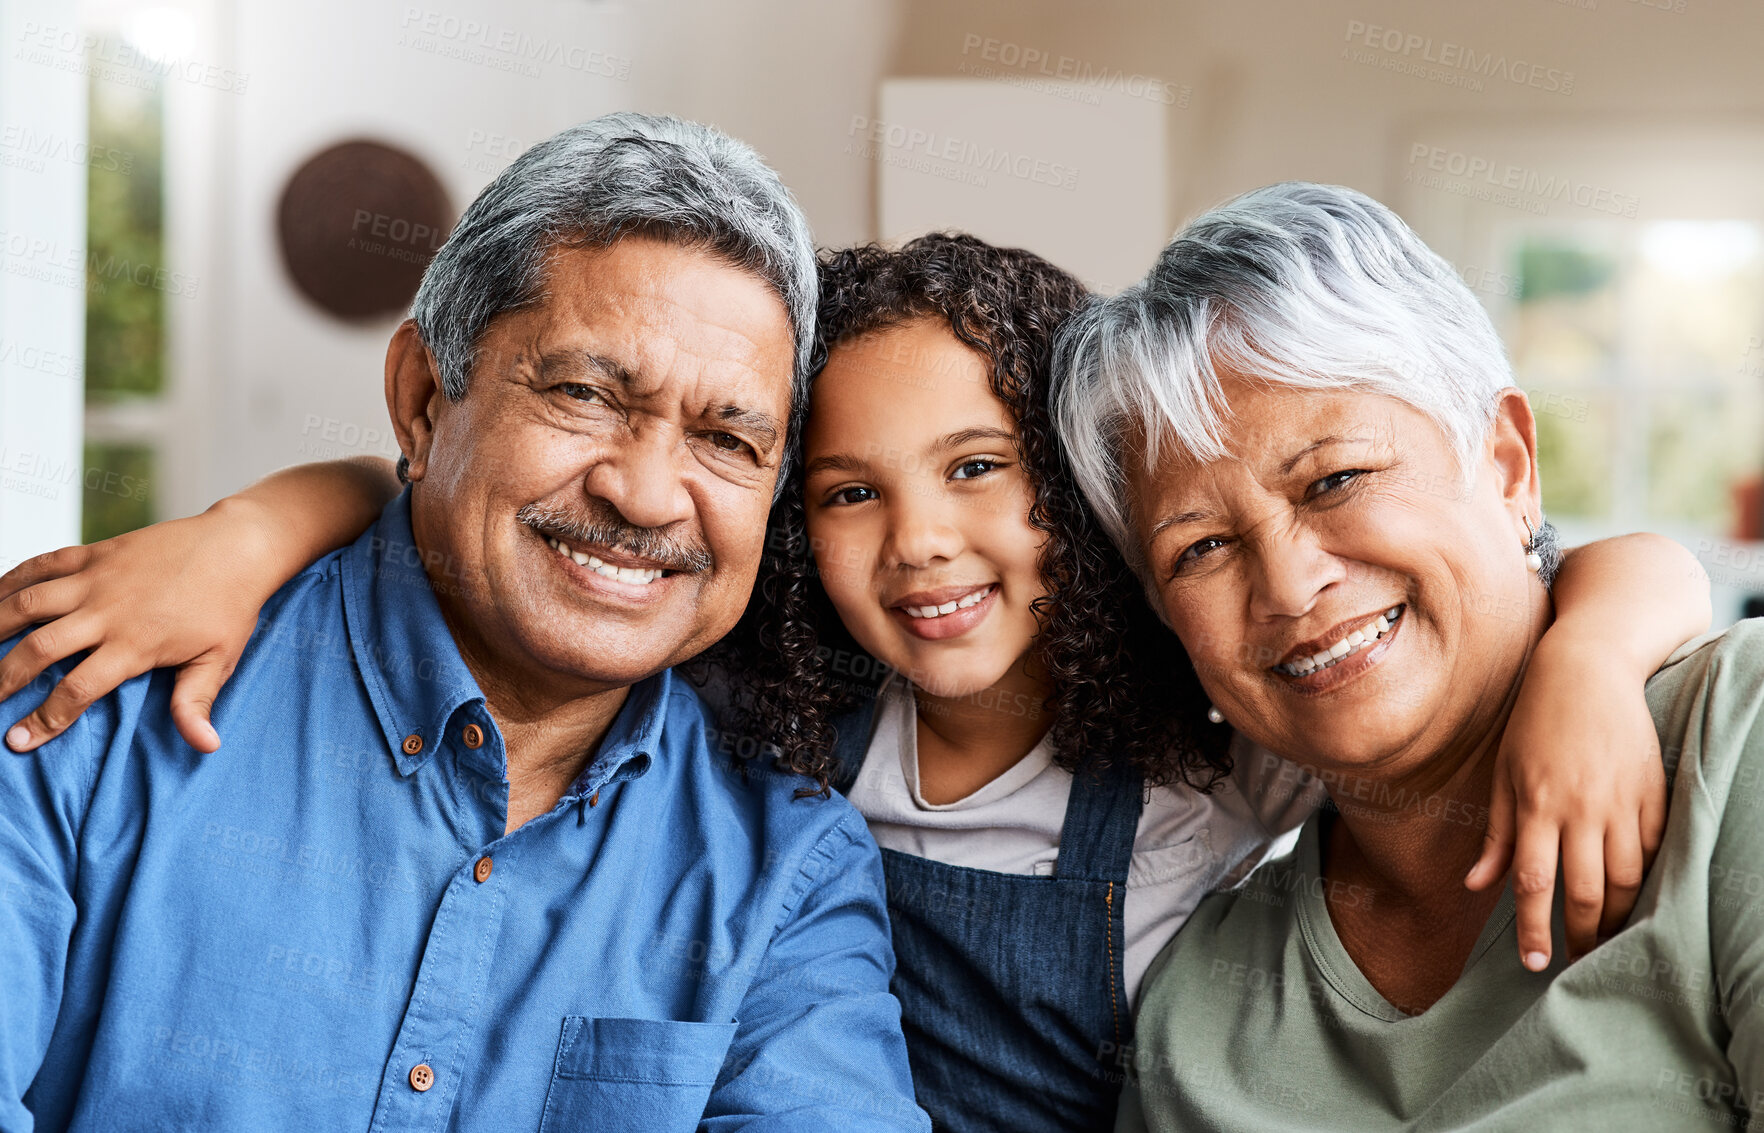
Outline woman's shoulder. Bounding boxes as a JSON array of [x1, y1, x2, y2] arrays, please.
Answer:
[[1647, 619, 1764, 807]]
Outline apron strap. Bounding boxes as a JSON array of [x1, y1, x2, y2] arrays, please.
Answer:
[[1054, 760, 1145, 883], [828, 697, 878, 795]]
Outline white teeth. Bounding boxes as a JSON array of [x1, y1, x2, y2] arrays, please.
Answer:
[[901, 585, 994, 619], [546, 536, 663, 585], [1274, 605, 1405, 677]]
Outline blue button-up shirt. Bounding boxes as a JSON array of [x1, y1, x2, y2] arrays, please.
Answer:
[[0, 494, 926, 1132]]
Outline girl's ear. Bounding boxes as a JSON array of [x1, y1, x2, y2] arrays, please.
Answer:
[[385, 320, 443, 482]]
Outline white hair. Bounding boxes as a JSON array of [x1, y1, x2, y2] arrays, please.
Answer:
[[1051, 181, 1517, 581]]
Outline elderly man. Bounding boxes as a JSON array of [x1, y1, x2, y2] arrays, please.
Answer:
[[0, 114, 925, 1131]]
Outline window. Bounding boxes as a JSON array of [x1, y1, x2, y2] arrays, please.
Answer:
[[1501, 220, 1764, 538]]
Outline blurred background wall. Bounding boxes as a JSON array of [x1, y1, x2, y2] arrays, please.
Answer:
[[4, 0, 1762, 622]]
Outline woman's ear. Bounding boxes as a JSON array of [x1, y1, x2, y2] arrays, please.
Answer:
[[385, 320, 443, 482], [1487, 388, 1542, 528]]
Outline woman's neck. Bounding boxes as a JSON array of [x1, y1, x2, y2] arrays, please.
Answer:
[[912, 654, 1055, 805], [1319, 594, 1554, 1014]]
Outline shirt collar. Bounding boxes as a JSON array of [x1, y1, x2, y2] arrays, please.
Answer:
[[341, 490, 489, 777], [341, 490, 674, 793]]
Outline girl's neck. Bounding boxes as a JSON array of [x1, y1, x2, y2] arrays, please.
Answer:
[[912, 654, 1055, 805]]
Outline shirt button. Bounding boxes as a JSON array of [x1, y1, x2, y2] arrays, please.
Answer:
[[462, 723, 484, 749], [409, 1063, 434, 1092], [473, 856, 493, 884], [401, 734, 424, 755]]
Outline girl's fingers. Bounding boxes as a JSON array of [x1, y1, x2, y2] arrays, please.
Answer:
[[0, 574, 87, 644], [5, 645, 132, 751], [0, 613, 99, 712], [0, 545, 90, 605], [1511, 816, 1562, 972], [169, 653, 236, 754], [1560, 827, 1607, 961], [1600, 822, 1647, 941], [1466, 773, 1518, 891]]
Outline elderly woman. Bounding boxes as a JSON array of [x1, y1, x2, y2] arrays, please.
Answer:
[[1052, 182, 1764, 1130]]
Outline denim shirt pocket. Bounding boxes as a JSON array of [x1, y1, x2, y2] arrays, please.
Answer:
[[538, 1016, 739, 1133]]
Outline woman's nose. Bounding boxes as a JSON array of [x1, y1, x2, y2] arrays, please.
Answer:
[[1246, 520, 1345, 622]]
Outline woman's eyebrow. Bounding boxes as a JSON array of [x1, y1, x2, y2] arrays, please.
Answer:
[[1149, 508, 1216, 540], [1279, 434, 1361, 475]]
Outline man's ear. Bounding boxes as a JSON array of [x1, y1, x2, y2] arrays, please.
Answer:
[[385, 320, 444, 482], [1487, 387, 1542, 531]]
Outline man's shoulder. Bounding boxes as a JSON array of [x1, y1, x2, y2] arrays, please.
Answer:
[[659, 675, 875, 855]]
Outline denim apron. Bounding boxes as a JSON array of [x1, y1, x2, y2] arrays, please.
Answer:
[[832, 703, 1145, 1132]]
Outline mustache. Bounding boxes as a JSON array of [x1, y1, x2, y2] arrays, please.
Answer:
[[517, 501, 714, 574]]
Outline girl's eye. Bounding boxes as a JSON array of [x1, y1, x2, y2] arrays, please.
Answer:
[[952, 459, 1001, 480], [1308, 469, 1367, 498], [826, 485, 878, 506], [1173, 536, 1228, 575]]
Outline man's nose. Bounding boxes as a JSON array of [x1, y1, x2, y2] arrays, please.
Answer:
[[580, 424, 694, 531], [1246, 518, 1345, 623]]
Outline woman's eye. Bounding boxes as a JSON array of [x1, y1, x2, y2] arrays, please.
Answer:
[[826, 485, 878, 506], [1308, 469, 1367, 498], [952, 459, 1001, 480], [1174, 536, 1228, 574]]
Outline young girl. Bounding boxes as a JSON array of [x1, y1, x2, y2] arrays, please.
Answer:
[[0, 234, 1704, 1131]]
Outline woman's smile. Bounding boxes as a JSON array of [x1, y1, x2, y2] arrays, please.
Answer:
[[1270, 604, 1406, 694]]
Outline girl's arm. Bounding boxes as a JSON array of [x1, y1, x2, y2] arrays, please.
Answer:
[[0, 457, 400, 753], [1469, 532, 1711, 969]]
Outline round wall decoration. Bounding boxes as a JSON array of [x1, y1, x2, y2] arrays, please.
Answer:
[[276, 139, 452, 321]]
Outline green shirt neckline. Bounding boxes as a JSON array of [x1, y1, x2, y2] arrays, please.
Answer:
[[1293, 809, 1520, 1024]]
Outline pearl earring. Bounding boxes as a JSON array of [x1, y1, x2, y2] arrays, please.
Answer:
[[1522, 516, 1543, 574], [1207, 706, 1225, 724]]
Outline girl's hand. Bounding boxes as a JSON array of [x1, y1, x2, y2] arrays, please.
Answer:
[[1467, 629, 1670, 970], [0, 454, 401, 754], [0, 498, 280, 753]]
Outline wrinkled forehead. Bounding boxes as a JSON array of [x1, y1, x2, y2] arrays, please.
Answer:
[[516, 238, 796, 405]]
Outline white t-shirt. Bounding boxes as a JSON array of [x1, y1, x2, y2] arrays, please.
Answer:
[[848, 674, 1322, 1005]]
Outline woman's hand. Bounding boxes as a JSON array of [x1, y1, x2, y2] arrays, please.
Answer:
[[0, 498, 280, 753], [0, 456, 401, 753]]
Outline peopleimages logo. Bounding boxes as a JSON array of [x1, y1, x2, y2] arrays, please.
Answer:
[[1342, 20, 1576, 95]]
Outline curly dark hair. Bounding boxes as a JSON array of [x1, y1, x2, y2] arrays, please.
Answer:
[[705, 233, 1230, 797]]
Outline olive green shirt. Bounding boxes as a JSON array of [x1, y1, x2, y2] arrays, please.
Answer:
[[1120, 622, 1764, 1131]]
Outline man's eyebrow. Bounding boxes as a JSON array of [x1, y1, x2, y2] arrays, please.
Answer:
[[1279, 434, 1364, 476], [712, 404, 781, 453], [535, 348, 638, 386]]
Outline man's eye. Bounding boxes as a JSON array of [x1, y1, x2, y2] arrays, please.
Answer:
[[558, 383, 606, 404], [1308, 469, 1367, 498], [826, 485, 878, 506], [1173, 536, 1228, 574], [707, 431, 749, 454], [952, 459, 1001, 480]]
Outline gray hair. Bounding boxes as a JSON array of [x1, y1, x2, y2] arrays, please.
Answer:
[[1052, 181, 1554, 583], [409, 112, 817, 483]]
